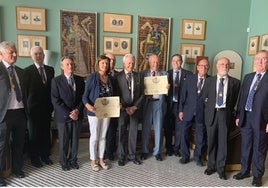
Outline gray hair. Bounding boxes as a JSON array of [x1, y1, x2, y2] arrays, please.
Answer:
[[123, 53, 135, 63], [0, 41, 16, 52], [30, 46, 44, 56]]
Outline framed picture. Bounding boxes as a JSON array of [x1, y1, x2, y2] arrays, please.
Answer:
[[60, 10, 97, 77], [103, 36, 131, 55], [137, 15, 171, 71], [260, 34, 268, 51], [17, 34, 46, 57], [248, 36, 260, 55], [181, 19, 206, 40], [103, 13, 132, 33], [180, 43, 204, 63], [16, 6, 46, 31]]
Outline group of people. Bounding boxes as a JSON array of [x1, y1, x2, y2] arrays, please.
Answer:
[[0, 40, 267, 187]]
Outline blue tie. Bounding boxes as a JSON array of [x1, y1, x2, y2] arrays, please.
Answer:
[[174, 71, 179, 101], [8, 66, 22, 102], [197, 78, 204, 95], [217, 78, 224, 106], [126, 73, 132, 103], [245, 74, 262, 111], [68, 77, 74, 90]]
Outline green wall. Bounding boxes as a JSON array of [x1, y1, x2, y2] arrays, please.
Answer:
[[1, 0, 252, 77]]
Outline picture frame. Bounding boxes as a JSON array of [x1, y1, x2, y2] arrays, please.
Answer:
[[248, 36, 260, 55], [16, 6, 46, 31], [181, 19, 206, 40], [60, 10, 97, 77], [103, 13, 132, 33], [180, 43, 204, 63], [260, 34, 268, 51], [103, 36, 131, 55], [17, 34, 47, 57], [137, 15, 171, 71]]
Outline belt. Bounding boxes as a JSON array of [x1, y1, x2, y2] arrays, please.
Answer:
[[149, 98, 159, 101], [215, 108, 225, 111]]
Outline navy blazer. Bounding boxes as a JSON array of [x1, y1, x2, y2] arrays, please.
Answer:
[[236, 71, 268, 129], [202, 75, 240, 127], [51, 74, 85, 123], [179, 73, 209, 123], [82, 71, 115, 116]]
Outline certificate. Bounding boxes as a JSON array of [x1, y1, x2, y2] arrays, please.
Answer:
[[144, 75, 168, 95], [94, 96, 120, 119]]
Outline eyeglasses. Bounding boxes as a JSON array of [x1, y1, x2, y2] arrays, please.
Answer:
[[254, 57, 268, 61], [197, 64, 209, 68]]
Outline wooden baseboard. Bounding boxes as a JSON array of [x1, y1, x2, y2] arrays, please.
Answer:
[[225, 164, 241, 171]]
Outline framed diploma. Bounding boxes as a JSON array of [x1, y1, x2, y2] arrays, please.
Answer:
[[144, 75, 168, 95], [94, 96, 120, 119]]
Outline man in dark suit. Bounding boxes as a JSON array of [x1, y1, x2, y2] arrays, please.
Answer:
[[233, 50, 268, 187], [51, 56, 85, 171], [178, 58, 209, 165], [141, 54, 168, 161], [165, 54, 192, 156], [0, 41, 27, 185], [105, 52, 119, 161], [117, 54, 144, 166], [24, 46, 55, 168], [202, 57, 240, 180]]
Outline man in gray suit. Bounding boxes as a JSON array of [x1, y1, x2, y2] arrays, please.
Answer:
[[117, 54, 144, 166], [141, 54, 168, 161], [0, 41, 27, 186]]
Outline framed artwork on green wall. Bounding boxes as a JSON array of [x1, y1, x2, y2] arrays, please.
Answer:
[[181, 19, 206, 40], [260, 34, 268, 51], [137, 15, 171, 71], [103, 36, 131, 55], [17, 34, 46, 56], [248, 36, 259, 55], [103, 13, 132, 33], [60, 10, 97, 77], [180, 43, 204, 63]]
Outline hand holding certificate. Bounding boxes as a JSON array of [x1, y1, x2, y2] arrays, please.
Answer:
[[144, 75, 168, 95], [94, 96, 120, 119]]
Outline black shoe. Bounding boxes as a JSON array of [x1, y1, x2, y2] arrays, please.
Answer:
[[0, 177, 6, 186], [179, 158, 189, 164], [195, 160, 203, 166], [13, 171, 25, 178], [252, 177, 262, 187], [218, 172, 227, 180], [155, 154, 163, 161], [130, 158, 142, 165], [204, 168, 216, 175], [174, 151, 181, 157], [31, 159, 43, 168], [108, 154, 115, 161], [233, 172, 250, 180], [166, 150, 173, 156], [118, 159, 125, 166], [41, 157, 53, 165], [140, 153, 148, 160], [70, 162, 79, 169], [61, 164, 70, 171]]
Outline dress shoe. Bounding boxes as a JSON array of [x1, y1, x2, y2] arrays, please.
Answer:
[[252, 177, 262, 187], [195, 160, 203, 166], [233, 172, 250, 180], [218, 172, 227, 180], [61, 164, 70, 171], [166, 150, 173, 156], [31, 160, 43, 168], [118, 159, 125, 166], [174, 151, 181, 157], [140, 153, 148, 160], [155, 154, 163, 161], [70, 162, 79, 169], [41, 158, 53, 165], [129, 158, 142, 165], [108, 154, 115, 161], [0, 177, 6, 186], [179, 158, 189, 164], [13, 171, 25, 178], [204, 168, 216, 175]]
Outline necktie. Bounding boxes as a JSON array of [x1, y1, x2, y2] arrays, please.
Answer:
[[152, 71, 156, 76], [245, 74, 262, 111], [39, 67, 46, 84], [8, 66, 22, 102], [217, 77, 224, 106], [68, 77, 74, 90], [126, 72, 132, 103], [197, 78, 204, 95], [174, 71, 180, 101]]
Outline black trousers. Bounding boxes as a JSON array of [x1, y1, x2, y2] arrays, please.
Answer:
[[0, 109, 26, 173], [57, 121, 81, 166], [106, 117, 118, 156]]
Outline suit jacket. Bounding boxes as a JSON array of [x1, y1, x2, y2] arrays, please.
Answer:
[[236, 71, 268, 129], [116, 70, 144, 117], [51, 74, 85, 123], [0, 62, 26, 122], [167, 68, 192, 110], [24, 64, 55, 117], [179, 73, 209, 123], [202, 75, 240, 127], [141, 69, 168, 115]]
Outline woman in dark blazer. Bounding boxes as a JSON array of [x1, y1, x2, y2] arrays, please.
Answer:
[[82, 55, 114, 172]]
